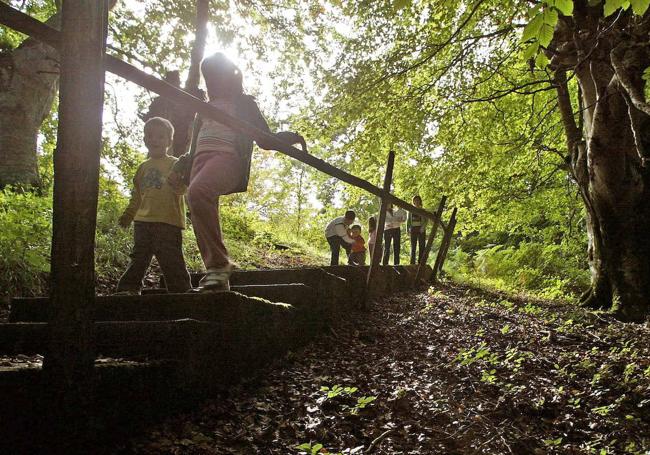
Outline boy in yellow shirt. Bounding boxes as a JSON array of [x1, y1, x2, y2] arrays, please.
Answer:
[[116, 117, 191, 294]]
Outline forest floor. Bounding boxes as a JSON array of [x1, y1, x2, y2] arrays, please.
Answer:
[[121, 282, 650, 455]]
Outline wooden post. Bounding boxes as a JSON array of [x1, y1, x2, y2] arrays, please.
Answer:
[[431, 208, 457, 283], [366, 151, 395, 307], [413, 195, 447, 287], [42, 0, 108, 442]]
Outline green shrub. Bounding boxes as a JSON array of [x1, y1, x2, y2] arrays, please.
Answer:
[[0, 189, 52, 298], [447, 240, 590, 300]]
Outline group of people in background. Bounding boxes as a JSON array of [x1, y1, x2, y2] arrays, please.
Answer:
[[113, 50, 432, 295], [324, 195, 429, 267]]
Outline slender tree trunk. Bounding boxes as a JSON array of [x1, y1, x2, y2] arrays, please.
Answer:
[[143, 0, 209, 157], [0, 13, 61, 188]]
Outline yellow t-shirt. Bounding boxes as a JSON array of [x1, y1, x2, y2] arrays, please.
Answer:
[[122, 155, 186, 229]]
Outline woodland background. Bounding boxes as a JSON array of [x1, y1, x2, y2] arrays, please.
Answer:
[[0, 0, 592, 303]]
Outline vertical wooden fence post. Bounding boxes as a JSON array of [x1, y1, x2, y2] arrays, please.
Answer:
[[43, 0, 108, 442], [413, 195, 447, 287], [431, 207, 457, 283], [365, 150, 395, 308]]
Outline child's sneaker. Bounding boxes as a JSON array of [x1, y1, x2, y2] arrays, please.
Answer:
[[198, 263, 233, 291]]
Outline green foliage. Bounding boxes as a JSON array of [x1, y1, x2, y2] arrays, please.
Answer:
[[296, 442, 322, 454], [0, 1, 58, 51], [446, 239, 590, 300], [319, 384, 358, 401], [0, 189, 52, 299]]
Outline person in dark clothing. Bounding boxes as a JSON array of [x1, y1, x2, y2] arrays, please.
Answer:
[[408, 195, 428, 264]]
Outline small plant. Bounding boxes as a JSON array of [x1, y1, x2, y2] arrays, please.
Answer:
[[592, 404, 614, 417], [455, 343, 498, 367], [498, 299, 515, 310], [519, 302, 543, 316], [319, 385, 357, 402], [296, 442, 324, 454], [350, 396, 377, 415], [481, 368, 497, 384]]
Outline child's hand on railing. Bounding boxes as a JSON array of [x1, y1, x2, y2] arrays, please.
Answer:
[[275, 131, 308, 153]]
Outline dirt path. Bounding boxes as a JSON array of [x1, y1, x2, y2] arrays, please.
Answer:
[[122, 283, 650, 454]]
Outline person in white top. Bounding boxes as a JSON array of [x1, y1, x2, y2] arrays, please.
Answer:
[[325, 210, 356, 265], [383, 203, 407, 265]]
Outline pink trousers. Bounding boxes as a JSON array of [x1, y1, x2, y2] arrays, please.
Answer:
[[187, 151, 243, 269]]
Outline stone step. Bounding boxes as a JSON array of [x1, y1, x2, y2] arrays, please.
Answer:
[[163, 265, 428, 303], [1, 296, 309, 385], [0, 358, 189, 452], [10, 284, 316, 323]]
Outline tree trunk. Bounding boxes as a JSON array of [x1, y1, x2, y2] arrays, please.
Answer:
[[142, 0, 209, 157], [556, 34, 650, 320], [0, 13, 60, 188]]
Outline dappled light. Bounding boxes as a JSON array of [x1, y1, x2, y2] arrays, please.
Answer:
[[1, 0, 649, 453]]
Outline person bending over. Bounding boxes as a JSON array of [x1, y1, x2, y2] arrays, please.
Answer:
[[325, 210, 356, 265]]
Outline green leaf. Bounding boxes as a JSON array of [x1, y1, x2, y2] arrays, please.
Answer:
[[538, 22, 555, 47], [604, 0, 626, 16], [521, 13, 544, 42], [550, 0, 574, 15], [536, 52, 550, 68], [543, 437, 563, 446], [631, 0, 650, 14], [543, 7, 559, 26]]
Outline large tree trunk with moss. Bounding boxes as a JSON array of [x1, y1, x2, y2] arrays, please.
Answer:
[[0, 14, 60, 188], [553, 2, 650, 320]]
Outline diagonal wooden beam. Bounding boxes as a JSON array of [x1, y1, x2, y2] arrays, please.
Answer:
[[366, 150, 395, 307], [414, 195, 447, 286], [431, 207, 457, 283]]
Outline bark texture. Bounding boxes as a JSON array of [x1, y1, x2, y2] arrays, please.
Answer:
[[553, 1, 650, 320], [0, 14, 60, 188], [42, 0, 107, 447]]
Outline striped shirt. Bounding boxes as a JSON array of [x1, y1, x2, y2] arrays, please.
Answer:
[[195, 99, 237, 155]]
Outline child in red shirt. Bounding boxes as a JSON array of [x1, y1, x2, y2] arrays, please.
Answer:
[[348, 224, 366, 266]]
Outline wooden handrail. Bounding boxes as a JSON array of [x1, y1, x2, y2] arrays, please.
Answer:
[[0, 2, 448, 233]]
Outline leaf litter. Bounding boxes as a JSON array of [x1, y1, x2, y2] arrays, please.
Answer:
[[123, 282, 650, 454]]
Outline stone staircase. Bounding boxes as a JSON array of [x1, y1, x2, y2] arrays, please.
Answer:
[[0, 264, 432, 450]]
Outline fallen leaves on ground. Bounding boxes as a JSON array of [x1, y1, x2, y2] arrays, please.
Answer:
[[123, 283, 650, 454]]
